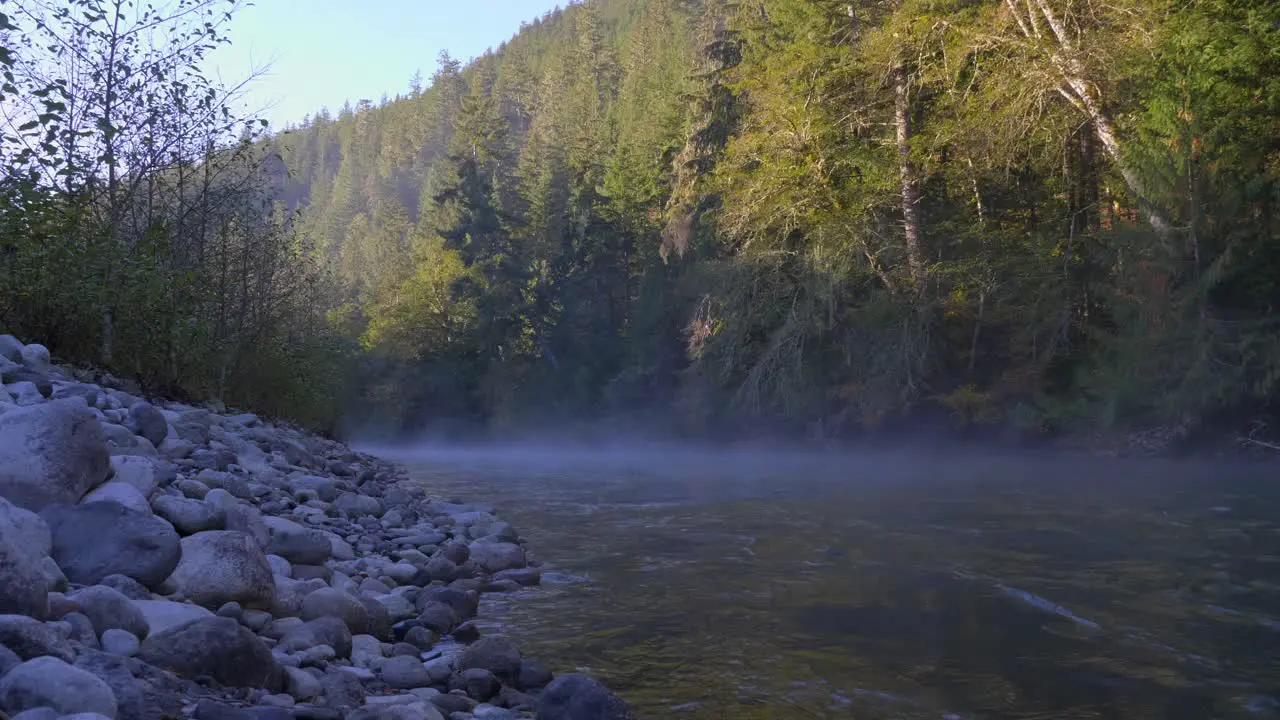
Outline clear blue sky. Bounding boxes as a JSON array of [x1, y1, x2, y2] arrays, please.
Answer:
[[205, 1, 567, 129]]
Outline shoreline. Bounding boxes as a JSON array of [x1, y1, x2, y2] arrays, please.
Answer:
[[0, 333, 634, 720]]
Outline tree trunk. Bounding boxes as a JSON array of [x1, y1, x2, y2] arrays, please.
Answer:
[[894, 65, 926, 288]]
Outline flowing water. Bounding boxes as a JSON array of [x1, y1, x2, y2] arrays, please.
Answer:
[[371, 444, 1280, 719]]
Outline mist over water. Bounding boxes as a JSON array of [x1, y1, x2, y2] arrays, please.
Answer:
[[364, 440, 1280, 719]]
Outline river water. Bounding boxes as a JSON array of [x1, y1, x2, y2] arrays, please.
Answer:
[[372, 444, 1280, 719]]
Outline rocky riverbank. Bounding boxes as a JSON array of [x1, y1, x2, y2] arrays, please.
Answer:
[[0, 334, 634, 720]]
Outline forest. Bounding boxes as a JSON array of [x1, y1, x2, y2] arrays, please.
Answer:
[[1, 0, 1278, 446]]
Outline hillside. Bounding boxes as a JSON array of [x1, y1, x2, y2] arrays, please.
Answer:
[[2, 0, 1278, 445]]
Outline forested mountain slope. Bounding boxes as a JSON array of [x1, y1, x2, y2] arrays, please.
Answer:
[[3, 0, 1278, 444]]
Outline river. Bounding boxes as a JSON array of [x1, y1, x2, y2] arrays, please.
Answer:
[[369, 443, 1280, 719]]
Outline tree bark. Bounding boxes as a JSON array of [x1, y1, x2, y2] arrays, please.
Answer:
[[894, 65, 926, 288], [1005, 0, 1172, 235]]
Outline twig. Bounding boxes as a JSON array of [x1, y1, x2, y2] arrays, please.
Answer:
[[1238, 436, 1280, 452]]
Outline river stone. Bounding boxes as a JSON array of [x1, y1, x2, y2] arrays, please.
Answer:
[[106, 457, 160, 496], [97, 575, 150, 602], [299, 588, 373, 635], [0, 500, 50, 618], [0, 336, 22, 362], [415, 603, 457, 635], [283, 666, 322, 701], [416, 587, 478, 620], [138, 616, 275, 687], [167, 530, 275, 610], [0, 656, 118, 718], [132, 600, 214, 636], [449, 668, 500, 702], [150, 495, 225, 535], [0, 366, 51, 399], [536, 673, 635, 720], [492, 568, 541, 587], [458, 637, 521, 684], [0, 643, 20, 676], [0, 399, 110, 512], [380, 655, 432, 690], [72, 649, 148, 720], [127, 403, 168, 447], [224, 502, 271, 551], [67, 586, 149, 640], [516, 659, 553, 691], [466, 542, 526, 573], [438, 542, 469, 566], [320, 667, 367, 709], [100, 629, 139, 657], [263, 517, 332, 565], [0, 616, 72, 661], [42, 502, 181, 588], [80, 482, 151, 514], [276, 616, 352, 658], [17, 344, 49, 372]]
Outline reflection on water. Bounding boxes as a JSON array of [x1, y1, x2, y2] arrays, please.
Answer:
[[368, 444, 1280, 719]]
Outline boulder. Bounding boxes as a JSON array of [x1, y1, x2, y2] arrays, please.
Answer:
[[0, 335, 22, 362], [137, 617, 275, 687], [100, 629, 139, 657], [416, 587, 478, 621], [106, 457, 160, 496], [380, 655, 432, 690], [449, 668, 500, 702], [263, 517, 332, 565], [41, 503, 181, 588], [67, 586, 150, 640], [0, 367, 50, 399], [224, 503, 270, 551], [167, 531, 275, 610], [127, 403, 168, 447], [299, 588, 374, 636], [458, 637, 521, 684], [150, 495, 225, 535], [467, 542, 526, 574], [0, 399, 109, 511], [536, 674, 635, 720], [72, 649, 147, 720], [0, 656, 118, 718], [132, 600, 214, 637], [80, 482, 151, 514], [96, 575, 151, 602], [17, 344, 49, 372], [276, 616, 352, 658], [516, 659, 553, 691], [0, 615, 72, 661], [0, 499, 51, 618], [283, 666, 322, 701]]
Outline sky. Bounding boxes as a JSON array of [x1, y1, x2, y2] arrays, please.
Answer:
[[205, 1, 568, 129]]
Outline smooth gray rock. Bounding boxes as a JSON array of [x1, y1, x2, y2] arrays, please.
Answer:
[[299, 588, 373, 636], [137, 616, 274, 687], [269, 575, 326, 618], [41, 503, 181, 588], [319, 667, 366, 710], [276, 616, 352, 658], [517, 659, 553, 691], [449, 668, 500, 702], [0, 336, 22, 362], [131, 600, 214, 637], [67, 586, 149, 640], [381, 655, 432, 690], [458, 638, 521, 684], [0, 656, 118, 718], [224, 503, 270, 551], [416, 587, 478, 621], [0, 501, 50, 618], [0, 399, 109, 512], [266, 555, 292, 578], [17, 344, 49, 372], [99, 629, 139, 657], [10, 707, 58, 720], [0, 616, 72, 661], [96, 575, 150, 602], [127, 403, 168, 447], [80, 482, 151, 514], [0, 643, 20, 676], [535, 673, 635, 720], [105, 457, 159, 496], [466, 542, 526, 574], [167, 530, 275, 610], [73, 649, 148, 720], [283, 666, 322, 701], [150, 495, 225, 535], [263, 517, 332, 565]]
